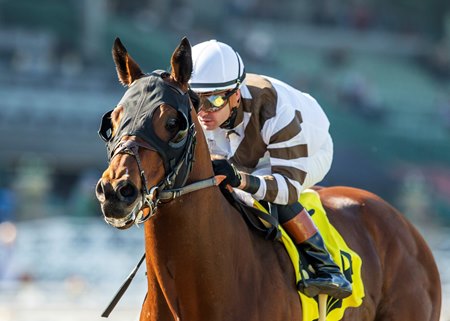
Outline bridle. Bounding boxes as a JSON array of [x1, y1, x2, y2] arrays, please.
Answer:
[[100, 72, 219, 227], [104, 105, 220, 226], [108, 121, 202, 225], [107, 119, 220, 227]]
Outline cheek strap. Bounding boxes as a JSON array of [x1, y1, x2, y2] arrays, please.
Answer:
[[219, 107, 238, 129]]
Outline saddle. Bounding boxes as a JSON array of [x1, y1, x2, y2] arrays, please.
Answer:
[[219, 186, 365, 321]]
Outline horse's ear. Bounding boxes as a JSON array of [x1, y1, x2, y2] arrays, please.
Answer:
[[112, 37, 144, 86], [170, 37, 192, 85]]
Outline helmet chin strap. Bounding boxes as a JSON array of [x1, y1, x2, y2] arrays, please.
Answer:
[[220, 93, 241, 130], [220, 107, 238, 129]]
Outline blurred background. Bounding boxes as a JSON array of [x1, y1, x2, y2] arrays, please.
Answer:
[[0, 0, 449, 320]]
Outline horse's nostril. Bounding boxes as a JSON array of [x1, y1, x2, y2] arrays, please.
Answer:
[[119, 184, 134, 197], [96, 180, 105, 202], [117, 182, 138, 204]]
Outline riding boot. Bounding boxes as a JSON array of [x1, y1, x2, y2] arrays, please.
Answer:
[[282, 208, 352, 299]]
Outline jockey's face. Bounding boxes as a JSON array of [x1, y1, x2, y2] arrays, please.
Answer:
[[198, 101, 232, 130], [197, 90, 240, 130]]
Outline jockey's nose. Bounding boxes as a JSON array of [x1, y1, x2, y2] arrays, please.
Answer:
[[95, 179, 138, 206]]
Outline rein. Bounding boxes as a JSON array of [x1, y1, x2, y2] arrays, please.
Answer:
[[101, 175, 222, 318], [101, 119, 222, 317], [100, 72, 225, 315], [101, 173, 221, 318], [158, 176, 219, 200]]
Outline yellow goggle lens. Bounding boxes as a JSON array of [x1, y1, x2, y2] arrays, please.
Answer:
[[209, 95, 226, 107]]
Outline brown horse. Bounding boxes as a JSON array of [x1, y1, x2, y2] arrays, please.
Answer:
[[95, 37, 441, 321]]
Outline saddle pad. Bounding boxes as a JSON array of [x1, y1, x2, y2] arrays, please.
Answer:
[[254, 189, 365, 321]]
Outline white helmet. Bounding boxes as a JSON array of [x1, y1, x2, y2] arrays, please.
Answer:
[[189, 40, 246, 93]]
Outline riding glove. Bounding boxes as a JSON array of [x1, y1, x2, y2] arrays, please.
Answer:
[[211, 159, 261, 195], [212, 159, 242, 188]]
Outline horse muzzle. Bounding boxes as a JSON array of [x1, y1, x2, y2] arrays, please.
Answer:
[[96, 178, 142, 229], [103, 199, 143, 229]]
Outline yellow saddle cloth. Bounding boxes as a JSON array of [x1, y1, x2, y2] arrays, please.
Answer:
[[254, 189, 365, 321]]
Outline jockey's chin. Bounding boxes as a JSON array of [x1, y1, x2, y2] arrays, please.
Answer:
[[199, 117, 221, 130]]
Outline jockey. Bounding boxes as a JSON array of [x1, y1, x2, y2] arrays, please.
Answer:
[[189, 39, 352, 299]]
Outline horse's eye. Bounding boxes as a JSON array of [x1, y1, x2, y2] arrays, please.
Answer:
[[166, 118, 179, 132], [167, 112, 188, 146]]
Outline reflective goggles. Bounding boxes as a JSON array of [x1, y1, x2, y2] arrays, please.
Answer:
[[198, 89, 237, 112]]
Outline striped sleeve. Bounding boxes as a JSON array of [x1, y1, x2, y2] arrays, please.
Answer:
[[253, 109, 308, 205]]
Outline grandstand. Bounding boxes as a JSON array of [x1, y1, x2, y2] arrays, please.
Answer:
[[0, 0, 449, 218]]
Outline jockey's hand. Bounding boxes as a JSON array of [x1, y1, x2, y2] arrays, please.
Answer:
[[212, 159, 242, 188]]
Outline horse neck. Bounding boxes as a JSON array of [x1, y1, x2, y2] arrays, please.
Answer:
[[147, 111, 241, 245], [142, 112, 260, 310]]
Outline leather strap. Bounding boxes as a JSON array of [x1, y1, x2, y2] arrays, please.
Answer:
[[101, 253, 146, 318]]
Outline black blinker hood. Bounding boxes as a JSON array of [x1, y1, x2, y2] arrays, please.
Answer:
[[98, 70, 192, 172]]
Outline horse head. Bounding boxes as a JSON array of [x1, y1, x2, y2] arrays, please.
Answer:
[[95, 37, 204, 229]]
